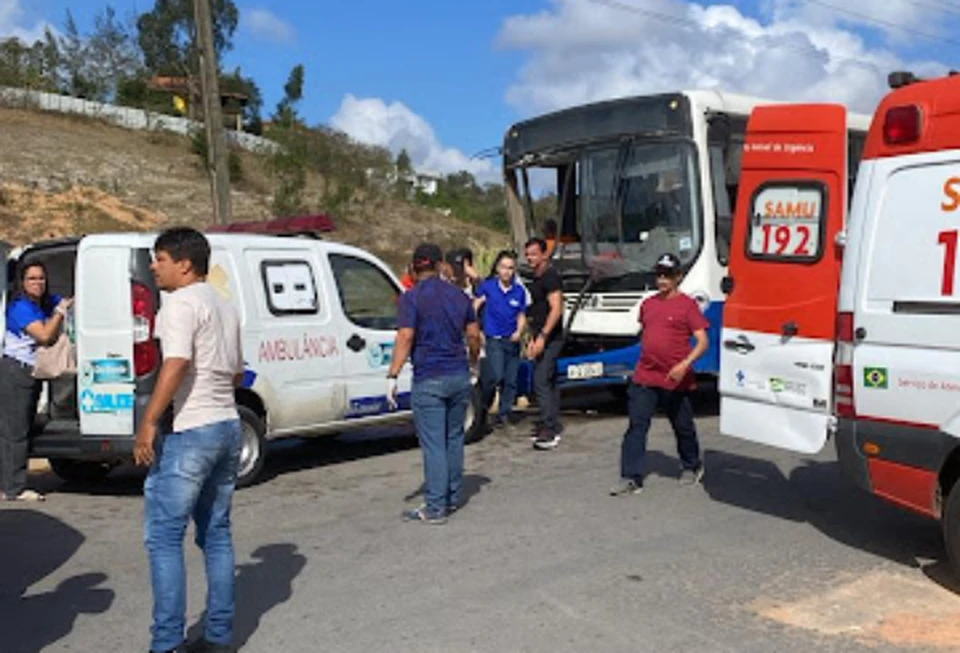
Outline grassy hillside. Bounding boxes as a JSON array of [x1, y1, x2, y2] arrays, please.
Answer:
[[0, 107, 510, 272]]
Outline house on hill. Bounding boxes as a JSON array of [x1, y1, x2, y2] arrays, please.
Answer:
[[147, 75, 249, 131]]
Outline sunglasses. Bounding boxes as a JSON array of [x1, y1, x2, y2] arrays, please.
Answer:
[[655, 269, 678, 278]]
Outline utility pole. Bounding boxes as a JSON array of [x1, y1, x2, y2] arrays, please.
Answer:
[[194, 0, 232, 224]]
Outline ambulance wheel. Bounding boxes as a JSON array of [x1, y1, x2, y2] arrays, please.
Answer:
[[236, 405, 266, 488], [48, 458, 112, 484], [942, 482, 960, 576], [465, 381, 487, 445]]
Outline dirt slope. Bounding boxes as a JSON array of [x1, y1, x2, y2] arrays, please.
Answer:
[[0, 107, 509, 271]]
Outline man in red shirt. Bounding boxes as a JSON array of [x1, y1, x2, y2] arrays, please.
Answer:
[[611, 253, 709, 495]]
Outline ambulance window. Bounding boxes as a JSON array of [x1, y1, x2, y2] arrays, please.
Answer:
[[328, 254, 400, 331], [260, 260, 319, 315], [746, 183, 826, 262]]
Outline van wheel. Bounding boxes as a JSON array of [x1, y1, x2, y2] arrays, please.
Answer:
[[465, 381, 488, 445], [48, 458, 112, 484], [236, 405, 266, 488], [943, 482, 960, 576]]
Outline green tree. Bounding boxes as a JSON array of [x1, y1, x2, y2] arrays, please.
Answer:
[[87, 6, 142, 100], [273, 63, 304, 128], [396, 149, 413, 175], [60, 11, 98, 98], [136, 0, 239, 77]]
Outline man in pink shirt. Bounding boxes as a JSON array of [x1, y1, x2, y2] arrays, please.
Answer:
[[611, 253, 709, 496]]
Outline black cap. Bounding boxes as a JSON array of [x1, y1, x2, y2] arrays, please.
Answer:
[[413, 243, 442, 270], [654, 253, 682, 275]]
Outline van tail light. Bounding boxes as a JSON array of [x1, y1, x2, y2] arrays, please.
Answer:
[[834, 364, 856, 418], [836, 312, 854, 343], [834, 311, 856, 418], [132, 282, 159, 376], [883, 105, 921, 146]]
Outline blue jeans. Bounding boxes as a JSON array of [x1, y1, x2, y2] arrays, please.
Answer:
[[411, 373, 472, 518], [621, 384, 701, 481], [144, 419, 243, 652], [481, 338, 521, 419]]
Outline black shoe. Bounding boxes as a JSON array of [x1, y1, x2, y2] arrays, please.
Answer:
[[490, 415, 506, 430], [533, 430, 561, 450]]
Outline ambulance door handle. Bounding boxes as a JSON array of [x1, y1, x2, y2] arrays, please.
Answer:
[[347, 334, 366, 352], [782, 321, 799, 337], [723, 336, 755, 354]]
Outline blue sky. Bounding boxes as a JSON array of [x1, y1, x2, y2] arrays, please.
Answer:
[[5, 0, 960, 180]]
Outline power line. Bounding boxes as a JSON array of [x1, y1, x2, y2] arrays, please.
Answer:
[[806, 0, 960, 48], [900, 0, 960, 16]]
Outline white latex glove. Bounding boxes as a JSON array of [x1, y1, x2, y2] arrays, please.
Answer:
[[387, 377, 398, 410]]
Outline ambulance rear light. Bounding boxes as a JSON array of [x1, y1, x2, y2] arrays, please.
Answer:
[[836, 312, 854, 343], [834, 364, 856, 419], [132, 282, 159, 376], [883, 105, 922, 146]]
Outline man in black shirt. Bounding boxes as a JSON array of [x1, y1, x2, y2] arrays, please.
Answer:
[[524, 238, 565, 450]]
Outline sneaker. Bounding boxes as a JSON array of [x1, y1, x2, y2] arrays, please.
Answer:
[[609, 479, 644, 496], [679, 466, 705, 486], [3, 489, 45, 502], [185, 640, 233, 653], [490, 416, 505, 431], [533, 431, 561, 450], [403, 506, 447, 525]]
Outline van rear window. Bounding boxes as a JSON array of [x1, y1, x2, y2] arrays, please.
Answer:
[[260, 260, 319, 315], [746, 182, 826, 263]]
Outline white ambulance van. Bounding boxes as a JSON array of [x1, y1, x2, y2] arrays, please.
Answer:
[[718, 72, 960, 571], [1, 232, 478, 488]]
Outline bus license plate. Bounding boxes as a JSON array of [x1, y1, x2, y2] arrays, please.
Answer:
[[568, 362, 604, 380]]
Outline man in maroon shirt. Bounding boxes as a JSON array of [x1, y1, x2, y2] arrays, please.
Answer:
[[611, 253, 709, 496]]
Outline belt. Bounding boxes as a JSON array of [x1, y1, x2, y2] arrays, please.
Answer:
[[2, 356, 33, 370]]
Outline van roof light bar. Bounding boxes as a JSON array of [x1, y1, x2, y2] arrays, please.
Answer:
[[888, 71, 923, 89]]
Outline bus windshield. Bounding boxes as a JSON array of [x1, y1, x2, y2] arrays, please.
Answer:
[[580, 140, 702, 275]]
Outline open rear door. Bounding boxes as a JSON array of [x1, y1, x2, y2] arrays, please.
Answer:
[[719, 104, 847, 454]]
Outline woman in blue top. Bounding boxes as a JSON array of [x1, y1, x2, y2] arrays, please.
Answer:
[[0, 262, 72, 501], [474, 251, 528, 430]]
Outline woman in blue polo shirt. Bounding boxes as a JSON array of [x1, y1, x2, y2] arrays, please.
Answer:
[[0, 262, 72, 501], [475, 251, 528, 430]]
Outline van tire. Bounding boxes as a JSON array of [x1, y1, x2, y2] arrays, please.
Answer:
[[465, 381, 487, 445], [944, 482, 960, 575], [48, 458, 112, 484], [236, 405, 266, 488]]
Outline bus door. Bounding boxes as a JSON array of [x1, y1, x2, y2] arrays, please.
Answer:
[[719, 104, 847, 454]]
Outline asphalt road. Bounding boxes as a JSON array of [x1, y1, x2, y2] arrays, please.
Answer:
[[3, 391, 959, 653]]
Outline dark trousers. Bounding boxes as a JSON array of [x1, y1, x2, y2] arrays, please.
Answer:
[[534, 337, 563, 433], [481, 338, 521, 419], [0, 357, 41, 497], [621, 383, 701, 481]]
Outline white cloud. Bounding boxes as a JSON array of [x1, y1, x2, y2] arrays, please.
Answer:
[[497, 0, 953, 116], [243, 8, 296, 44], [0, 0, 53, 43], [330, 94, 497, 183]]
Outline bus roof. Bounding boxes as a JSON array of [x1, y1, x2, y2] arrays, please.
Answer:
[[505, 89, 873, 140]]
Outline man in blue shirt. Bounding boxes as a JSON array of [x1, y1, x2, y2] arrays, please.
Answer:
[[475, 250, 527, 430], [388, 243, 481, 524]]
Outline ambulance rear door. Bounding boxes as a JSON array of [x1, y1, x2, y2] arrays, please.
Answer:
[[719, 104, 847, 454]]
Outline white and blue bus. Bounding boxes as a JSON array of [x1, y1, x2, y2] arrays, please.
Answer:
[[502, 90, 871, 393]]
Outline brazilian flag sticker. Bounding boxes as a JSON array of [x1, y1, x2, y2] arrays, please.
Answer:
[[864, 367, 888, 389]]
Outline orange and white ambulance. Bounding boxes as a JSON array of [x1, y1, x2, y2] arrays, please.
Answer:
[[718, 72, 960, 570]]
